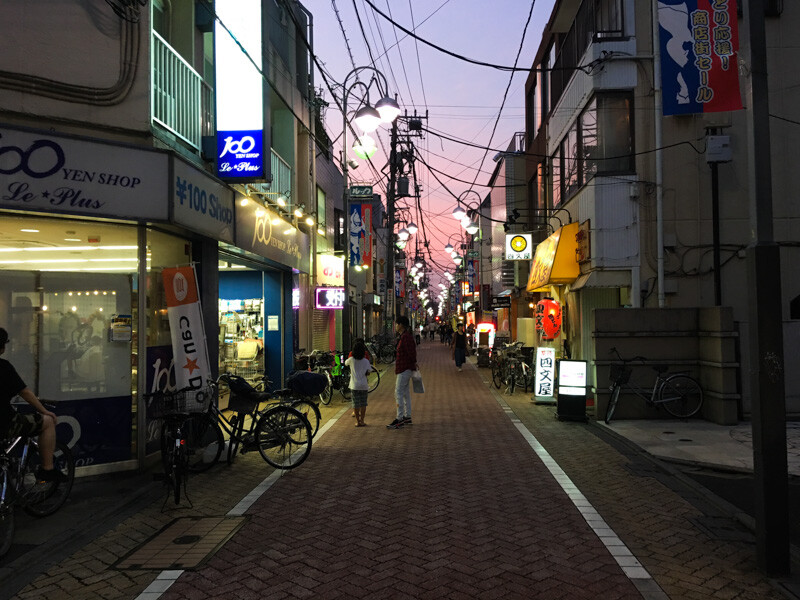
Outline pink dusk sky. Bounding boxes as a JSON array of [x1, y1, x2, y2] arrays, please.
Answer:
[[302, 0, 555, 287]]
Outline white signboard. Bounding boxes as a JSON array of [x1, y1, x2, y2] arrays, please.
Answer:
[[215, 0, 265, 181], [172, 158, 234, 243], [505, 233, 533, 260], [317, 254, 345, 286], [534, 347, 556, 399], [558, 360, 587, 396], [0, 126, 168, 220]]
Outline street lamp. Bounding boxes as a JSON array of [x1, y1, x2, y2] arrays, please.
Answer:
[[341, 66, 399, 351]]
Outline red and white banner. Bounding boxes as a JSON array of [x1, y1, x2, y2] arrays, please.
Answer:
[[162, 265, 212, 390]]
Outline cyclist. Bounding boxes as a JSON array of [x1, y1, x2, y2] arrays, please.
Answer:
[[0, 327, 66, 482]]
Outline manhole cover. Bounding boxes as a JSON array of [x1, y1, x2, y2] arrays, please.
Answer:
[[114, 516, 247, 570]]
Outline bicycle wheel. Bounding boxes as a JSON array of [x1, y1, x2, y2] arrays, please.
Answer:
[[291, 399, 321, 438], [340, 368, 352, 400], [491, 361, 503, 389], [185, 413, 223, 472], [508, 369, 516, 394], [380, 345, 396, 364], [0, 501, 13, 558], [226, 413, 244, 465], [318, 371, 333, 405], [22, 441, 75, 517], [604, 385, 621, 424], [520, 363, 533, 393], [0, 467, 14, 558], [255, 406, 312, 469], [366, 366, 380, 393], [172, 446, 184, 505], [659, 374, 703, 418]]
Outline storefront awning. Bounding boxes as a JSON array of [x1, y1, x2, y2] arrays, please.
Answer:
[[525, 222, 580, 292], [570, 270, 631, 291]]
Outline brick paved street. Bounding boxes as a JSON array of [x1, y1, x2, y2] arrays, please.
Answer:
[[4, 341, 792, 599]]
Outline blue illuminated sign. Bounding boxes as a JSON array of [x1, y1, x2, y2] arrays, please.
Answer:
[[216, 130, 264, 178]]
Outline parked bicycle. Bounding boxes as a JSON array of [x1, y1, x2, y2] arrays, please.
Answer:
[[318, 351, 380, 404], [145, 386, 214, 505], [0, 404, 75, 557], [369, 334, 396, 364], [491, 342, 527, 392], [604, 347, 704, 424], [183, 374, 314, 470]]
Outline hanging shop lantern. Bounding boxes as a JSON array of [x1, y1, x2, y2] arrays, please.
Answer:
[[536, 298, 562, 340]]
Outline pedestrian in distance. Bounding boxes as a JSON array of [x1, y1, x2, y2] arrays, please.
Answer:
[[0, 327, 66, 482], [388, 315, 417, 429], [345, 339, 371, 427], [451, 322, 468, 371]]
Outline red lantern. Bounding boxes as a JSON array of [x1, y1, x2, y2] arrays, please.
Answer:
[[536, 298, 562, 340]]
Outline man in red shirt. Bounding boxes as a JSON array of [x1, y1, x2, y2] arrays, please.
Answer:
[[387, 315, 417, 429]]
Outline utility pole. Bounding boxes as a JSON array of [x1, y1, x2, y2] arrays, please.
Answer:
[[743, 0, 788, 576], [384, 119, 399, 335]]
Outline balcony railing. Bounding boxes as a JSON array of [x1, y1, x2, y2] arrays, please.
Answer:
[[271, 150, 292, 197], [152, 31, 203, 150]]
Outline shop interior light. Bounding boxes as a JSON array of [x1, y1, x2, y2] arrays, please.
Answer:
[[452, 206, 466, 220], [375, 95, 401, 123], [353, 105, 382, 132]]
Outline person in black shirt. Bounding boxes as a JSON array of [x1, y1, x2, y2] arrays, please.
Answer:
[[0, 327, 64, 482], [451, 322, 468, 372]]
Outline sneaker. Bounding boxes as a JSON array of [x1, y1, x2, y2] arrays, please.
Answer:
[[458, 367, 462, 371], [36, 468, 68, 483], [402, 416, 413, 426], [386, 418, 404, 429]]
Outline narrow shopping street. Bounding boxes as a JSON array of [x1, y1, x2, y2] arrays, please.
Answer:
[[2, 340, 788, 600]]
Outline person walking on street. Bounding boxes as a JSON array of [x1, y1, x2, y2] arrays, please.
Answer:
[[451, 322, 468, 371], [388, 315, 417, 429], [0, 327, 66, 482], [345, 339, 371, 427]]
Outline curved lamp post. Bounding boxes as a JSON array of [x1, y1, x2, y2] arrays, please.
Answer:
[[341, 66, 399, 351]]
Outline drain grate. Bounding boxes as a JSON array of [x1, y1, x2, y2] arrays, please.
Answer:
[[114, 516, 246, 570]]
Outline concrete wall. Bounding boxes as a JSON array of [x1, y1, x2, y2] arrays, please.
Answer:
[[592, 307, 739, 424]]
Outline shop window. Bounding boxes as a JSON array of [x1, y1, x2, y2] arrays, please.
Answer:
[[550, 146, 562, 208], [0, 215, 139, 466]]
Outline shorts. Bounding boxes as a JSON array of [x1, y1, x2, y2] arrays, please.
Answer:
[[7, 411, 44, 439], [351, 389, 368, 408]]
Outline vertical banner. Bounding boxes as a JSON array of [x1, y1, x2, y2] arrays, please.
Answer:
[[395, 268, 406, 298], [658, 0, 742, 116], [349, 203, 372, 267], [467, 259, 478, 293], [162, 265, 212, 390], [534, 347, 556, 401]]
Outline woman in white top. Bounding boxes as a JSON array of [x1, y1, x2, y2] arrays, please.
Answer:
[[345, 340, 372, 426]]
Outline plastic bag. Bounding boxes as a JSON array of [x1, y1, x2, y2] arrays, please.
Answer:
[[411, 370, 425, 394]]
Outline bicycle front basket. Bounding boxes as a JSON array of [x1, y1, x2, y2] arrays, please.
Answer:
[[148, 386, 214, 418], [609, 364, 632, 385]]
